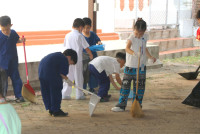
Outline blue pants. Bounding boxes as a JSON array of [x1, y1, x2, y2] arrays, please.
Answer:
[[118, 66, 146, 107], [83, 72, 98, 89], [89, 64, 110, 98], [39, 78, 62, 112], [7, 59, 22, 98]]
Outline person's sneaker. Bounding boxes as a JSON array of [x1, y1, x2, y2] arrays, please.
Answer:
[[62, 96, 71, 100], [100, 98, 109, 102], [100, 96, 109, 102], [49, 110, 52, 116], [89, 88, 95, 93], [107, 94, 111, 98], [111, 106, 125, 112], [76, 95, 86, 100], [52, 109, 68, 117], [15, 97, 25, 103]]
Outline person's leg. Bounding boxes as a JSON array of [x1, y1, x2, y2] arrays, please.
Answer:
[[88, 64, 100, 91], [62, 65, 74, 99], [88, 72, 98, 92], [74, 61, 84, 99], [82, 53, 89, 90], [50, 80, 62, 113], [112, 67, 135, 111], [8, 59, 23, 99], [132, 67, 146, 106], [97, 71, 110, 98], [0, 68, 8, 97], [39, 78, 51, 111]]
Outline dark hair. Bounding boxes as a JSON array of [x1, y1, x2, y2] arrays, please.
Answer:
[[196, 10, 200, 19], [73, 18, 85, 28], [0, 16, 11, 26], [83, 17, 92, 26], [133, 18, 147, 32], [116, 52, 126, 62], [63, 49, 78, 64]]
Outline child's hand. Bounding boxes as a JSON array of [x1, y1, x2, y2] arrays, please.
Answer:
[[22, 37, 26, 43], [132, 51, 140, 57], [66, 79, 74, 87], [17, 37, 26, 43], [97, 41, 102, 45], [116, 87, 121, 90], [89, 55, 93, 60], [151, 57, 156, 63]]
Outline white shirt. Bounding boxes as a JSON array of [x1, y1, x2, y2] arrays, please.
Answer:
[[89, 56, 120, 76], [63, 29, 89, 62], [125, 33, 148, 68]]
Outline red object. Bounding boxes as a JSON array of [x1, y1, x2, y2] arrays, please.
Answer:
[[139, 0, 144, 11], [129, 0, 134, 11], [196, 27, 200, 41], [120, 0, 125, 11], [22, 36, 35, 95]]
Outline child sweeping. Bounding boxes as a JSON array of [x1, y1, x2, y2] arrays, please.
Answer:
[[111, 18, 156, 112]]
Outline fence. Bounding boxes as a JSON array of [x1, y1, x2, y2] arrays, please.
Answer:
[[114, 0, 192, 30]]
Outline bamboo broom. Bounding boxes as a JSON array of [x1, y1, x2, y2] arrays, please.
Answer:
[[130, 47, 144, 118]]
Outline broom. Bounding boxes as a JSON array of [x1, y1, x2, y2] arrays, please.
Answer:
[[130, 47, 144, 118], [21, 35, 36, 103], [182, 81, 200, 108]]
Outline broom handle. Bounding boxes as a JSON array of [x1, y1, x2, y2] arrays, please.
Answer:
[[195, 65, 200, 73], [74, 85, 93, 95], [136, 47, 141, 95], [22, 35, 29, 84]]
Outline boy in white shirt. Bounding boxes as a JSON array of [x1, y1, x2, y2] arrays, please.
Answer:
[[89, 52, 126, 102], [62, 18, 93, 100]]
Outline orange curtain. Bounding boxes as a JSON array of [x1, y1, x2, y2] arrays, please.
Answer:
[[120, 0, 125, 11], [139, 0, 144, 11], [129, 0, 134, 11]]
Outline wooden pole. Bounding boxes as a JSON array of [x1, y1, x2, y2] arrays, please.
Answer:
[[88, 0, 97, 33]]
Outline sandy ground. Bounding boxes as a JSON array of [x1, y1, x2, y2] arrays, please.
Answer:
[[8, 62, 200, 134]]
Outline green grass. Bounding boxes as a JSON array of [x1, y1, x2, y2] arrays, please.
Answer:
[[163, 55, 200, 65]]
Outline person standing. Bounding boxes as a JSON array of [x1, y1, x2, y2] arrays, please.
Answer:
[[62, 18, 93, 100], [82, 17, 102, 93], [0, 15, 25, 102]]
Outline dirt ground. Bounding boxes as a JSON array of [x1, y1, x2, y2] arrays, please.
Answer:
[[8, 62, 200, 134]]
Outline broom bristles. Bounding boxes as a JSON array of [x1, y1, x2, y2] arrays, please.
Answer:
[[22, 85, 36, 103], [130, 99, 144, 118]]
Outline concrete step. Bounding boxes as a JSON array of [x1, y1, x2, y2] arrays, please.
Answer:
[[148, 28, 179, 40], [159, 47, 200, 60], [148, 37, 193, 52], [17, 30, 119, 46], [18, 29, 102, 36], [118, 28, 179, 40]]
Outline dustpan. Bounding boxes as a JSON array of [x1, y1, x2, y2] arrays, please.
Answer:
[[182, 81, 200, 108], [21, 35, 36, 103], [74, 85, 100, 117], [178, 65, 200, 80]]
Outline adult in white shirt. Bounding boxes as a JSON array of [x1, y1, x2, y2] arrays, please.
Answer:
[[89, 52, 126, 102], [62, 18, 93, 100]]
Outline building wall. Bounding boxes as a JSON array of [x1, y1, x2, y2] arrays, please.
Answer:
[[0, 0, 116, 33]]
